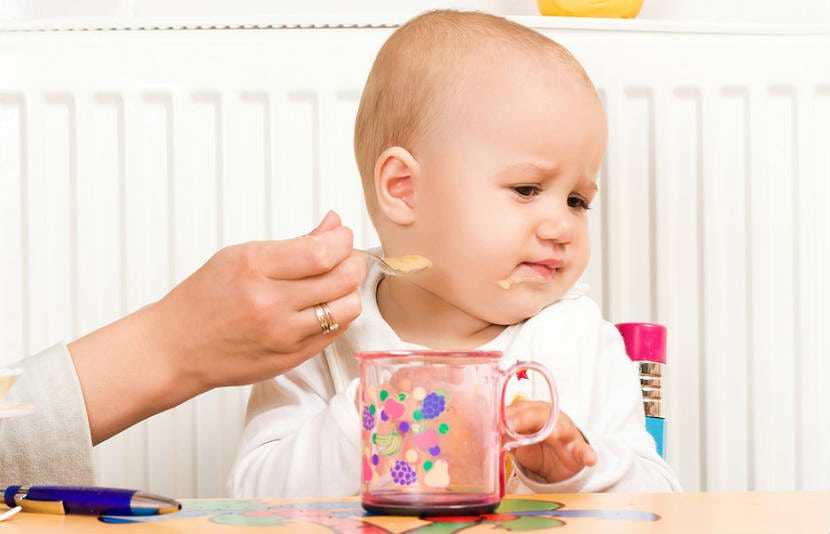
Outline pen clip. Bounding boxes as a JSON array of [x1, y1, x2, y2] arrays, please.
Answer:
[[13, 495, 66, 515]]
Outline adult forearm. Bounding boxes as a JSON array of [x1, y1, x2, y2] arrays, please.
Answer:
[[68, 302, 203, 445], [67, 217, 366, 446]]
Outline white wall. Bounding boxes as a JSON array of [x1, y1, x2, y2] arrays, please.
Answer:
[[1, 0, 829, 23]]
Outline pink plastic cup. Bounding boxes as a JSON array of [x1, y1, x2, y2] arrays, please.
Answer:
[[357, 350, 558, 516]]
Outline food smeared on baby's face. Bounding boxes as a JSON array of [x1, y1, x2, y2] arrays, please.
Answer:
[[496, 273, 546, 289], [498, 261, 561, 289], [497, 275, 544, 289]]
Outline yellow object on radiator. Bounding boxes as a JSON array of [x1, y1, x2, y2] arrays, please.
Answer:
[[537, 0, 643, 18]]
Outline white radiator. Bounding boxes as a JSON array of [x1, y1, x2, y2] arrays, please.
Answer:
[[1, 15, 828, 497]]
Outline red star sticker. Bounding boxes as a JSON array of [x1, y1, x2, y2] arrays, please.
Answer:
[[516, 367, 529, 381]]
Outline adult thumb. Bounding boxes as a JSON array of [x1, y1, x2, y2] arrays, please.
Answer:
[[309, 210, 342, 236]]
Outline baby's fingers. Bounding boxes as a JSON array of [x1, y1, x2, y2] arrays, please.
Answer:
[[505, 400, 553, 433], [552, 414, 597, 464], [576, 440, 598, 467]]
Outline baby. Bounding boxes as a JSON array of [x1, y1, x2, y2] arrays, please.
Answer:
[[229, 9, 681, 497]]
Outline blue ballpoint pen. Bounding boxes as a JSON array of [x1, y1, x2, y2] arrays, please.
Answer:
[[2, 485, 181, 516]]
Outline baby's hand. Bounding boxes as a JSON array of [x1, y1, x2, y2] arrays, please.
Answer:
[[505, 400, 597, 483]]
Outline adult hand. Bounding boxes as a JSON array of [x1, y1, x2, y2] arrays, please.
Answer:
[[150, 210, 365, 389], [69, 211, 366, 444]]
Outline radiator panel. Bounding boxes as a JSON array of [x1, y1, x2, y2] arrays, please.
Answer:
[[1, 21, 827, 496]]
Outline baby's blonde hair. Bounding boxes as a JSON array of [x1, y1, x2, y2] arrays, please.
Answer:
[[353, 10, 592, 217]]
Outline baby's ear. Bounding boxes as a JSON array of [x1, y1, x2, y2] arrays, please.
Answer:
[[373, 146, 418, 225]]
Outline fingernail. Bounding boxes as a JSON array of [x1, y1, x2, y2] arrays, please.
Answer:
[[585, 447, 598, 466], [313, 211, 334, 231], [308, 210, 339, 236]]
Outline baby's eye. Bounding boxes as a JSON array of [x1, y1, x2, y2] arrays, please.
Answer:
[[568, 195, 591, 210], [512, 185, 541, 198]]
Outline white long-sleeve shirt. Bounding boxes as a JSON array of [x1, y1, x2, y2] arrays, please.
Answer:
[[0, 344, 95, 487], [228, 264, 681, 497]]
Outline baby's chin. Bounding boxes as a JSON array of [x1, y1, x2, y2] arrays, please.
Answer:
[[488, 310, 543, 327], [484, 295, 560, 326]]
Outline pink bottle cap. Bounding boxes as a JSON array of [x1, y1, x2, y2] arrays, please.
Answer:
[[615, 322, 666, 364]]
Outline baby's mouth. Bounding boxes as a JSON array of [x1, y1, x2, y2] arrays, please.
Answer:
[[497, 261, 561, 289]]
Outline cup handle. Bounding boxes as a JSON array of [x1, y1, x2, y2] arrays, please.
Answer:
[[500, 360, 559, 450]]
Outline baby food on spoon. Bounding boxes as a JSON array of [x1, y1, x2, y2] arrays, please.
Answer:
[[382, 255, 432, 274]]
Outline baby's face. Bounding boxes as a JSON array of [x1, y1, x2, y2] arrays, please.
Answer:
[[403, 56, 606, 325]]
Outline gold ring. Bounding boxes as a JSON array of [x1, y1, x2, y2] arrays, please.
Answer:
[[312, 302, 339, 335]]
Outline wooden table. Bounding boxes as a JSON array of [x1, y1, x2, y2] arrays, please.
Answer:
[[0, 491, 827, 533]]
